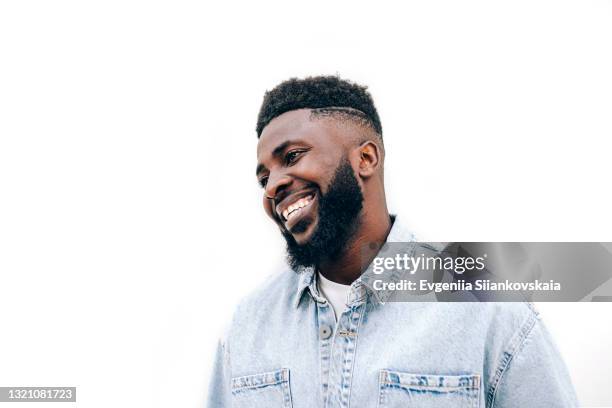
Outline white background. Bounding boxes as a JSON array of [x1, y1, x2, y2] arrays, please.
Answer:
[[1, 0, 611, 407]]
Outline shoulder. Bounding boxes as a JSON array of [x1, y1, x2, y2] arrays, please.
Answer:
[[440, 301, 538, 329], [485, 302, 540, 347], [414, 302, 539, 331], [235, 268, 300, 312], [474, 302, 539, 330], [453, 302, 540, 355], [223, 268, 301, 341]]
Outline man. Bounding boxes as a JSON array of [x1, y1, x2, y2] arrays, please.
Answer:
[[207, 76, 578, 407]]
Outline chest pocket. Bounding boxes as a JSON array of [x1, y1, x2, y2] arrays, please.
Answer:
[[378, 370, 481, 408], [231, 368, 292, 408]]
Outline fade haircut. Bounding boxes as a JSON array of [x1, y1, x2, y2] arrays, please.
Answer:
[[256, 76, 382, 138]]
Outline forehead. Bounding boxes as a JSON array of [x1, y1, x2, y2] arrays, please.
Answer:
[[257, 109, 338, 158]]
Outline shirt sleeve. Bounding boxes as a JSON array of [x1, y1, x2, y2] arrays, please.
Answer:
[[489, 316, 579, 407], [205, 338, 231, 408]]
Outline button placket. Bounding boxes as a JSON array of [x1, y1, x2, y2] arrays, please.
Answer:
[[316, 298, 336, 407], [325, 286, 367, 408]]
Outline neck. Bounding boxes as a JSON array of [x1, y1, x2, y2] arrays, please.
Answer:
[[319, 206, 392, 285]]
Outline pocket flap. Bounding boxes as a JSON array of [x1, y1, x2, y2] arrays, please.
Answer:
[[232, 368, 290, 392], [380, 369, 480, 391]]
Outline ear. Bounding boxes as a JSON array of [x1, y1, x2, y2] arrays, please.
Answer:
[[356, 140, 382, 178]]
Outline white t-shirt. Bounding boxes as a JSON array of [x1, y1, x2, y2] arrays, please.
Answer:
[[317, 272, 351, 321]]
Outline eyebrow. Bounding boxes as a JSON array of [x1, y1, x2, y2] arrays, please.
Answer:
[[255, 140, 294, 177]]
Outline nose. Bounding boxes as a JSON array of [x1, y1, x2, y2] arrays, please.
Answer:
[[264, 171, 292, 201]]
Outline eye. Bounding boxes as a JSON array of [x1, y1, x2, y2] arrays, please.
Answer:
[[258, 176, 268, 188], [285, 149, 305, 165]]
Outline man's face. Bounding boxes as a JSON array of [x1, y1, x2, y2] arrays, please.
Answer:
[[256, 109, 364, 269]]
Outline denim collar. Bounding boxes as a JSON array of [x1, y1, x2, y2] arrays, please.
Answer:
[[293, 214, 417, 308]]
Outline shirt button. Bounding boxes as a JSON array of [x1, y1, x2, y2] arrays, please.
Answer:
[[319, 325, 332, 340]]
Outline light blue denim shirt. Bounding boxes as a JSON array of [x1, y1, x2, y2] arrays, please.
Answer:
[[207, 216, 578, 407]]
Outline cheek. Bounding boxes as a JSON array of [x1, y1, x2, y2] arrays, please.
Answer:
[[298, 154, 337, 184], [303, 159, 337, 193]]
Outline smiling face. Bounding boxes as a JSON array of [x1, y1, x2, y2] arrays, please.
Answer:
[[256, 107, 389, 273], [256, 109, 353, 246], [254, 77, 389, 276]]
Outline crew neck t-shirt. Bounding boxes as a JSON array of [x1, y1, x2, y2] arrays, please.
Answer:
[[317, 272, 351, 321]]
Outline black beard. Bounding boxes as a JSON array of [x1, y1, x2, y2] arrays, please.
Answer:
[[282, 157, 364, 272]]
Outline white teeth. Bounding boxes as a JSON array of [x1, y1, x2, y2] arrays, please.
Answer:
[[281, 195, 314, 221], [287, 207, 301, 221]]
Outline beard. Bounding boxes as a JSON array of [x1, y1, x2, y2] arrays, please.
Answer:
[[281, 157, 364, 272]]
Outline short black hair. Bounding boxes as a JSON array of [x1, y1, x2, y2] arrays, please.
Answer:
[[256, 76, 382, 137]]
